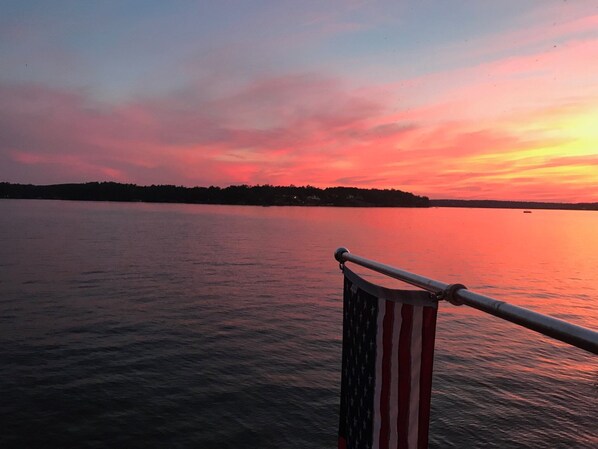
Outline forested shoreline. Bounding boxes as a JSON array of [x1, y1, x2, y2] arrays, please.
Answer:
[[0, 182, 430, 207], [2, 182, 596, 210]]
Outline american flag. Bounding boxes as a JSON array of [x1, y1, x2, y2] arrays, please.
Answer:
[[338, 267, 438, 449]]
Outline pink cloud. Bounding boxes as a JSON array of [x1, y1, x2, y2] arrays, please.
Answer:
[[385, 37, 598, 128], [0, 76, 400, 185]]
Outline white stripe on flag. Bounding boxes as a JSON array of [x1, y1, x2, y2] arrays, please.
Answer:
[[372, 298, 386, 449], [408, 306, 424, 448], [388, 303, 403, 449]]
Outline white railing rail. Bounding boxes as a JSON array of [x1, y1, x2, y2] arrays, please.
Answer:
[[335, 248, 598, 355]]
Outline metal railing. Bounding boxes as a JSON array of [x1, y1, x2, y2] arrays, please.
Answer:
[[334, 247, 598, 355]]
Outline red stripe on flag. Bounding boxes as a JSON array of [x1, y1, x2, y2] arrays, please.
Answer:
[[378, 300, 395, 449], [417, 306, 437, 449], [338, 436, 347, 449], [397, 304, 413, 449]]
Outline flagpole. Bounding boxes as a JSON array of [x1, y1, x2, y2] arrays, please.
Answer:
[[334, 247, 598, 355]]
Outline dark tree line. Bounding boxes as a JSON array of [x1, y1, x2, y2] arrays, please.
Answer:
[[0, 182, 430, 207]]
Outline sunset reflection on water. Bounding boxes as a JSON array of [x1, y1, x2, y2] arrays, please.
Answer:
[[1, 200, 596, 448]]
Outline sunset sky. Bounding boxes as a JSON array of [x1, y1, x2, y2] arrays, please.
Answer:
[[1, 0, 597, 201]]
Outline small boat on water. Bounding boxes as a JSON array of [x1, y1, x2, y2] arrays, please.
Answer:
[[523, 210, 532, 213]]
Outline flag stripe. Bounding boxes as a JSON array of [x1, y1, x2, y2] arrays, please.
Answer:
[[397, 304, 413, 449], [372, 298, 386, 449], [417, 307, 437, 449], [378, 300, 396, 449], [388, 302, 403, 449], [408, 306, 424, 449]]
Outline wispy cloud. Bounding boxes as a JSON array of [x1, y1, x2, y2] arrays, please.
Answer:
[[0, 74, 404, 185]]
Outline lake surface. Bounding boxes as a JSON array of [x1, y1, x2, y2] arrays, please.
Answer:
[[1, 200, 596, 448]]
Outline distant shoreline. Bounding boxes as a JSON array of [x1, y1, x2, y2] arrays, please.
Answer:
[[429, 199, 598, 211], [1, 182, 596, 211]]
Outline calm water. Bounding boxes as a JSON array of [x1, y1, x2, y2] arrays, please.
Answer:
[[1, 200, 596, 448]]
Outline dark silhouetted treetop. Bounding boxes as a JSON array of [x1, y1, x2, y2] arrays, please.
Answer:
[[0, 182, 431, 207]]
